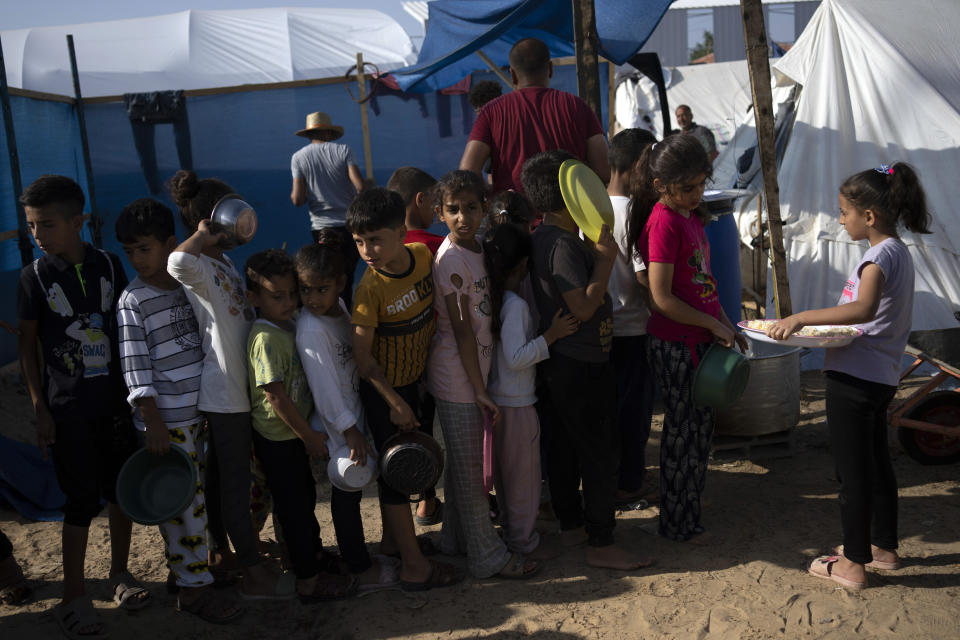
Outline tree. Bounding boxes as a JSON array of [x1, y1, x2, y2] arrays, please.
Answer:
[[690, 31, 714, 62]]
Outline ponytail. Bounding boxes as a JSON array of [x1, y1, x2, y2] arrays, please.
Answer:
[[295, 229, 346, 281], [839, 162, 932, 235], [626, 144, 659, 262], [482, 224, 532, 336]]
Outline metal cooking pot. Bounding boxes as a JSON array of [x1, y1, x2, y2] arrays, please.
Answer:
[[210, 195, 258, 249], [379, 431, 444, 497]]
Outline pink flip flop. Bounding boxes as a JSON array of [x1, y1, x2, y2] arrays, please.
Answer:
[[808, 555, 866, 590]]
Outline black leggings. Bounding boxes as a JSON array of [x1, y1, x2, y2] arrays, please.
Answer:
[[251, 432, 323, 579], [825, 370, 898, 564]]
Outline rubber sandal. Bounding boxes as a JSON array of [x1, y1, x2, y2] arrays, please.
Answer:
[[497, 553, 540, 580], [415, 499, 444, 527], [833, 545, 901, 570], [399, 560, 465, 592], [177, 586, 244, 624], [357, 556, 400, 594], [384, 534, 439, 560], [808, 555, 866, 590], [240, 570, 296, 601], [110, 571, 151, 611], [54, 595, 108, 639], [0, 557, 32, 606], [297, 573, 358, 603]]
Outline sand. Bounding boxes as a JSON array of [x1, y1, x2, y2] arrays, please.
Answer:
[[1, 363, 959, 639]]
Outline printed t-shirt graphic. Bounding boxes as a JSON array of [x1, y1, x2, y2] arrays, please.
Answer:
[[352, 243, 435, 387]]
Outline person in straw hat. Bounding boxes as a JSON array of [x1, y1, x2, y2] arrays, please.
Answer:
[[291, 112, 364, 306]]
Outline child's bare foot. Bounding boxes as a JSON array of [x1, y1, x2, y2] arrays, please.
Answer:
[[240, 561, 295, 600], [561, 527, 588, 547], [586, 545, 653, 571]]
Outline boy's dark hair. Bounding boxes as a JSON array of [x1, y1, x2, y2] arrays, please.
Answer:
[[245, 249, 295, 293], [608, 129, 657, 174], [346, 187, 406, 235], [627, 134, 713, 258], [433, 170, 486, 209], [520, 150, 575, 214], [483, 222, 532, 336], [509, 38, 550, 79], [115, 198, 176, 244], [295, 229, 345, 281], [20, 175, 85, 217], [469, 81, 503, 111], [386, 167, 437, 206], [488, 190, 535, 229], [167, 169, 234, 232], [840, 163, 931, 235]]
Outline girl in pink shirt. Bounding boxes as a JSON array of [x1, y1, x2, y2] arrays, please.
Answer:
[[627, 135, 746, 543], [427, 171, 538, 580]]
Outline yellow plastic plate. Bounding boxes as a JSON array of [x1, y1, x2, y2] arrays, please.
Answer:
[[558, 159, 614, 242]]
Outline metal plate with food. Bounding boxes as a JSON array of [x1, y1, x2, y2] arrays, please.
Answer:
[[738, 320, 862, 348]]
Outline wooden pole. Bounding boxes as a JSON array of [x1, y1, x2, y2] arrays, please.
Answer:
[[571, 0, 603, 122], [355, 52, 374, 184], [740, 0, 791, 317], [0, 35, 35, 266], [66, 35, 102, 248], [607, 59, 616, 134], [475, 50, 514, 91]]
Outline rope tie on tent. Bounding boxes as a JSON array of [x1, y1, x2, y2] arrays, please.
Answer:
[[344, 61, 381, 104]]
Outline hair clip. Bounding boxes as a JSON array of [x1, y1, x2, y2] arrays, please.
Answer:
[[875, 163, 894, 175], [497, 209, 509, 217]]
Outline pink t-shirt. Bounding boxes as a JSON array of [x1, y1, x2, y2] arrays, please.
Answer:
[[427, 236, 493, 403], [639, 202, 721, 344]]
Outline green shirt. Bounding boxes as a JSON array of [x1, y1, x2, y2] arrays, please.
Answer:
[[247, 320, 312, 441]]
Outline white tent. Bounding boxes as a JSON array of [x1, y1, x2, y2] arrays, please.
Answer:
[[1, 8, 418, 97], [762, 0, 960, 330]]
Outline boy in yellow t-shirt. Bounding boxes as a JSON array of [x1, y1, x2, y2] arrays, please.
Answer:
[[244, 249, 355, 603], [348, 188, 463, 592]]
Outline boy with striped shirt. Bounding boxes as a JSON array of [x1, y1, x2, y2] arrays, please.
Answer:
[[116, 198, 242, 624]]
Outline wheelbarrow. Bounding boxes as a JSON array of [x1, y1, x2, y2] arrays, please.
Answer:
[[889, 327, 960, 464]]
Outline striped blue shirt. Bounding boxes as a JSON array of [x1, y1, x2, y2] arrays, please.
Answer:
[[117, 278, 203, 430]]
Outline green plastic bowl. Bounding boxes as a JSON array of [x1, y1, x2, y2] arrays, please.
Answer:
[[116, 446, 197, 525], [692, 342, 751, 408]]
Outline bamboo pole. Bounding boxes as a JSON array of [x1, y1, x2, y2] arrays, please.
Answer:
[[356, 52, 374, 183], [0, 34, 35, 266], [740, 0, 791, 317], [607, 59, 616, 134]]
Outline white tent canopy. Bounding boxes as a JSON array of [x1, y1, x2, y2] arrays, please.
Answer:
[[1, 8, 418, 97], [767, 0, 960, 329]]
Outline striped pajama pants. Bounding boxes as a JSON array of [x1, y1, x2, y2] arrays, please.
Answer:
[[435, 399, 512, 578]]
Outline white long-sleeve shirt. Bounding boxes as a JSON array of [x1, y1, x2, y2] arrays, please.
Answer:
[[296, 301, 370, 455], [487, 291, 550, 407]]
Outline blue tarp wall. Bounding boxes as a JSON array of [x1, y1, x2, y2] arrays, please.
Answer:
[[0, 62, 610, 364]]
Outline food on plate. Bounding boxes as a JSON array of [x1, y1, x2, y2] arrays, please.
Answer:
[[743, 319, 860, 338]]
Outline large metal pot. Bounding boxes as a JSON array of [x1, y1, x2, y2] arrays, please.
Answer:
[[717, 339, 802, 436]]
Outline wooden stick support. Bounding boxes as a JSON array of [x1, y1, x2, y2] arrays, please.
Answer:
[[607, 59, 616, 134], [740, 0, 791, 317], [356, 52, 374, 183], [475, 50, 513, 90], [572, 0, 603, 123]]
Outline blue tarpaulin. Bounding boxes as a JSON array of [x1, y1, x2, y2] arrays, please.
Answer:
[[392, 0, 673, 92]]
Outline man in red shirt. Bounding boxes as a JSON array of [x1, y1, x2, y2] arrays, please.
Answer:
[[460, 38, 610, 193]]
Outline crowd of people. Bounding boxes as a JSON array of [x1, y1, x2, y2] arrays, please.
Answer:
[[1, 36, 932, 639]]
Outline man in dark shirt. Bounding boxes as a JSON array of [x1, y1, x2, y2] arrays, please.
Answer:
[[675, 104, 718, 161]]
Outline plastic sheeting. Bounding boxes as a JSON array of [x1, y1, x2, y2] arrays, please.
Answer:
[[768, 0, 960, 329], [391, 0, 673, 93], [1, 9, 417, 98]]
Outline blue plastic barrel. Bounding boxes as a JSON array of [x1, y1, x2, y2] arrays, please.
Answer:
[[705, 212, 742, 328]]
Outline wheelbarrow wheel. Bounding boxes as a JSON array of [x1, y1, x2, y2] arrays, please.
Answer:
[[897, 390, 960, 465]]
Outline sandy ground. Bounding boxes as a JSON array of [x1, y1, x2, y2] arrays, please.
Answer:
[[1, 362, 959, 640]]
